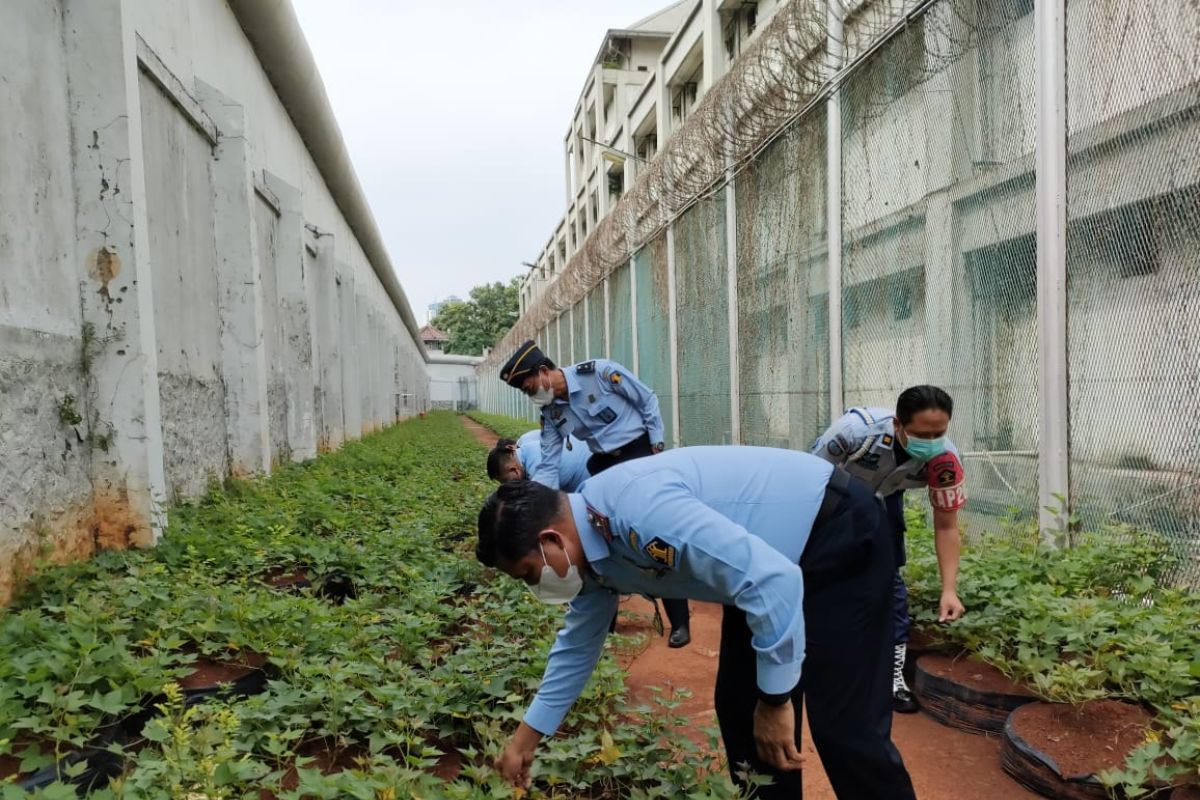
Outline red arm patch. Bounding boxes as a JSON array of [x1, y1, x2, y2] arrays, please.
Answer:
[[926, 452, 967, 512]]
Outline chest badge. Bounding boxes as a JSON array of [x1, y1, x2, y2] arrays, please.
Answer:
[[586, 505, 612, 542], [643, 537, 677, 569]]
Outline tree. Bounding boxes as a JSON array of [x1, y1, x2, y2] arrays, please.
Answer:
[[431, 277, 520, 356]]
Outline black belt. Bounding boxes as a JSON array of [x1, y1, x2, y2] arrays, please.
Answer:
[[608, 433, 651, 457], [814, 466, 852, 528]]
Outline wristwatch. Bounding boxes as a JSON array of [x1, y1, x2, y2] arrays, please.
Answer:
[[757, 689, 792, 707], [653, 441, 665, 453]]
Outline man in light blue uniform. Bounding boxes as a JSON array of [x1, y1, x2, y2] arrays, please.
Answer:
[[486, 429, 591, 492], [498, 340, 666, 489], [811, 385, 967, 713], [499, 339, 691, 646], [476, 447, 915, 800]]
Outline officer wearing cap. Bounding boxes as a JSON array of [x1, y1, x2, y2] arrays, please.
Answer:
[[476, 447, 916, 800], [811, 385, 967, 713], [487, 429, 592, 492], [499, 340, 666, 486], [499, 339, 690, 647]]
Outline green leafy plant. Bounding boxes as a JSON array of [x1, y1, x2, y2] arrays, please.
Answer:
[[2, 413, 749, 798]]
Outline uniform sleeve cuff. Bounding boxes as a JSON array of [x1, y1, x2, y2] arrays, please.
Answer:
[[523, 699, 564, 737], [756, 659, 802, 696]]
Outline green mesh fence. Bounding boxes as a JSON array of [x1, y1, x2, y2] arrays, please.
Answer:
[[737, 111, 830, 449], [1066, 0, 1200, 580], [573, 301, 588, 365], [635, 237, 674, 447], [839, 1, 1040, 527], [608, 262, 634, 369], [675, 195, 732, 445], [587, 287, 605, 361], [543, 318, 556, 370], [475, 0, 1200, 566], [554, 314, 566, 368]]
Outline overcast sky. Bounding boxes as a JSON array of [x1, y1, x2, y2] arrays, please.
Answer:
[[290, 1, 668, 323]]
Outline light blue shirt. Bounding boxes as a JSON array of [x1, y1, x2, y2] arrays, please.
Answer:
[[533, 359, 665, 489], [516, 430, 591, 492], [810, 407, 963, 500], [522, 446, 833, 736]]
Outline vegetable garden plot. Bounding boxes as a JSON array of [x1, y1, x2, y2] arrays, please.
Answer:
[[0, 413, 744, 799], [903, 504, 1200, 797]]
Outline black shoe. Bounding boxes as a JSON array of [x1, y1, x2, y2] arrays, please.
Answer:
[[893, 687, 918, 714], [668, 624, 691, 648]]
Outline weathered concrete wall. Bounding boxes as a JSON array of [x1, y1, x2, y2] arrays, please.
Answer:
[[0, 0, 429, 603], [0, 1, 94, 604]]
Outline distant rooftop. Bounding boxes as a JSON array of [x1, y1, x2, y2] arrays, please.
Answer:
[[419, 324, 450, 342], [626, 0, 693, 34]]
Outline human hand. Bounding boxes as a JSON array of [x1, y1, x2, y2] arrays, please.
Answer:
[[753, 700, 804, 772], [939, 590, 965, 622], [495, 723, 541, 788]]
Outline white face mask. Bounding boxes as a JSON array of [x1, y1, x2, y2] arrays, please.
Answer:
[[530, 377, 555, 407], [529, 541, 583, 605]]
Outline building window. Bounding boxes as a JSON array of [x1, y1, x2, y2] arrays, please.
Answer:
[[671, 82, 699, 127], [889, 273, 914, 321], [608, 170, 624, 201], [1071, 200, 1162, 279], [636, 133, 657, 161]]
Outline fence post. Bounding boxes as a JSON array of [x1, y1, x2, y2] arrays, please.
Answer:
[[630, 255, 640, 375], [1035, 0, 1071, 540], [603, 277, 611, 359], [826, 0, 844, 421], [667, 223, 682, 448], [725, 141, 741, 445]]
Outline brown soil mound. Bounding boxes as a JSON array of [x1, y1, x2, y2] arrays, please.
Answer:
[[921, 654, 1036, 696], [1009, 700, 1153, 778], [179, 650, 267, 689]]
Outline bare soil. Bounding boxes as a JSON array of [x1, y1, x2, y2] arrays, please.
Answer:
[[920, 653, 1037, 696], [1008, 700, 1154, 779], [460, 416, 502, 448], [179, 650, 267, 690], [262, 568, 311, 589], [619, 597, 1042, 799]]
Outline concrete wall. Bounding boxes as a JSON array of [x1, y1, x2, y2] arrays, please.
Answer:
[[0, 0, 428, 604], [428, 360, 482, 410]]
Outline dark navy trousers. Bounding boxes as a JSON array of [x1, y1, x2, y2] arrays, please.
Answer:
[[714, 477, 916, 800]]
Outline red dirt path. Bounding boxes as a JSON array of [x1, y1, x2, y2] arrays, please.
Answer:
[[459, 416, 1037, 798]]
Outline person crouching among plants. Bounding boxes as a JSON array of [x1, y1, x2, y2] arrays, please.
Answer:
[[810, 384, 968, 713], [485, 426, 592, 492], [476, 447, 916, 800]]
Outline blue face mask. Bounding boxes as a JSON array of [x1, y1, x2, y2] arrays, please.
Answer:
[[904, 435, 947, 461]]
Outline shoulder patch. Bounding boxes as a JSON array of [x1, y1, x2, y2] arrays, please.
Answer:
[[609, 372, 622, 385], [880, 433, 894, 448], [628, 529, 639, 550], [586, 505, 612, 542], [643, 537, 677, 569], [576, 360, 596, 375]]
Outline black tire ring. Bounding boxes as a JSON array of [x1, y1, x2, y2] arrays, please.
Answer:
[[914, 655, 1037, 735], [1000, 707, 1111, 800]]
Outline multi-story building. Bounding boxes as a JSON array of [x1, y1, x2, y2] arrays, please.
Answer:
[[518, 0, 784, 314]]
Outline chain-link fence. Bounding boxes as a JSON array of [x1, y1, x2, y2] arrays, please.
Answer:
[[477, 0, 1200, 582]]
